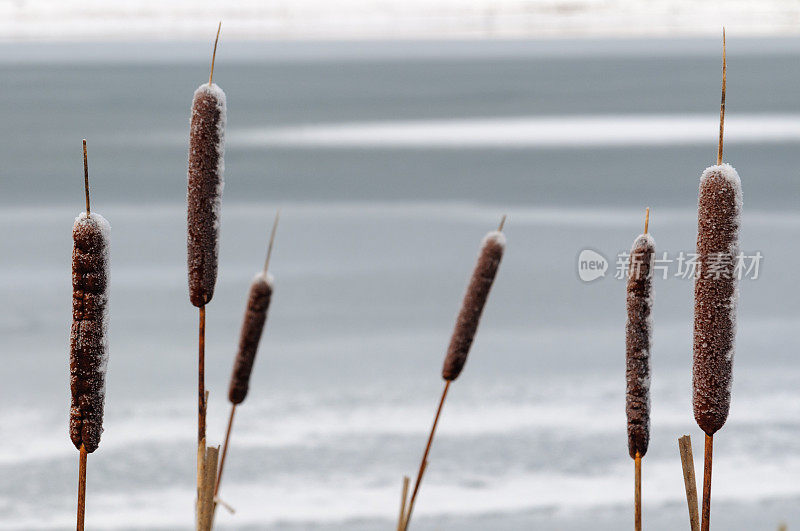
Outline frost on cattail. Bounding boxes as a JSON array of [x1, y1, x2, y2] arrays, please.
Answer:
[[441, 231, 505, 381], [70, 213, 110, 453], [187, 83, 226, 307], [228, 273, 273, 404], [626, 233, 654, 459], [693, 163, 742, 436]]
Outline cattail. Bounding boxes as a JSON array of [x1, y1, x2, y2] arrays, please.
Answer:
[[693, 164, 741, 436], [441, 231, 506, 381], [213, 212, 280, 516], [70, 212, 111, 453], [401, 218, 506, 531], [189, 23, 224, 527], [71, 140, 109, 531], [695, 29, 740, 531], [229, 273, 274, 404], [625, 208, 654, 531], [626, 225, 654, 459], [187, 81, 226, 308]]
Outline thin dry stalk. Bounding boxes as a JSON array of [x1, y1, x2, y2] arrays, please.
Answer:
[[82, 140, 90, 215], [215, 404, 237, 497], [717, 28, 726, 165], [397, 476, 410, 531], [198, 308, 207, 446], [701, 434, 713, 531], [634, 453, 642, 531], [77, 444, 87, 531], [197, 307, 207, 528], [403, 381, 450, 531], [678, 435, 700, 531], [209, 22, 221, 86]]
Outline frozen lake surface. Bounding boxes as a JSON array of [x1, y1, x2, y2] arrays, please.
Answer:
[[0, 39, 798, 529]]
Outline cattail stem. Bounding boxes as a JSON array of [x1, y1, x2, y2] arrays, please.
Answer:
[[215, 404, 237, 497], [634, 453, 642, 531], [82, 140, 90, 216], [717, 28, 726, 165], [644, 207, 650, 235], [701, 434, 713, 531], [397, 476, 410, 531], [678, 435, 700, 531], [209, 22, 221, 86], [197, 306, 207, 527], [198, 306, 206, 447], [77, 444, 87, 531], [403, 380, 451, 531]]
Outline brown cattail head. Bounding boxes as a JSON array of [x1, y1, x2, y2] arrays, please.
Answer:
[[229, 273, 274, 404], [441, 231, 505, 381], [626, 233, 655, 459], [693, 163, 742, 436], [70, 213, 110, 453], [187, 83, 226, 307]]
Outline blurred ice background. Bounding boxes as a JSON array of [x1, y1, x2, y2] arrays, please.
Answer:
[[1, 2, 800, 530]]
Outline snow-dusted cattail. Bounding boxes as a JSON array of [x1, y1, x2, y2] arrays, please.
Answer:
[[401, 218, 506, 531], [626, 228, 654, 460], [187, 80, 226, 308], [229, 272, 273, 404], [695, 30, 739, 531], [71, 140, 109, 531], [189, 23, 225, 527], [70, 212, 110, 454], [214, 212, 280, 517], [693, 163, 741, 436], [441, 230, 505, 381], [625, 209, 654, 531]]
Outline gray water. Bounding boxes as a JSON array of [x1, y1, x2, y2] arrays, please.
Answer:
[[0, 39, 799, 529]]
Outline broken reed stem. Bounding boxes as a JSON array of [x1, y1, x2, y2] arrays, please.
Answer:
[[634, 453, 642, 531], [397, 476, 410, 531], [82, 140, 90, 216], [199, 446, 220, 531], [678, 435, 700, 531], [718, 28, 726, 165], [701, 434, 713, 531], [403, 380, 451, 531], [209, 22, 221, 86], [214, 404, 237, 497], [77, 444, 87, 531]]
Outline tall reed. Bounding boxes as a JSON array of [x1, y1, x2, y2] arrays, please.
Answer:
[[401, 217, 506, 530], [625, 208, 654, 531], [70, 140, 110, 530], [693, 30, 742, 531], [187, 22, 225, 527], [213, 212, 279, 521]]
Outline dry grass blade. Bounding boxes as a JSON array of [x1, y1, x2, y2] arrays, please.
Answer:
[[199, 445, 219, 530], [397, 476, 410, 531], [678, 435, 700, 531]]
